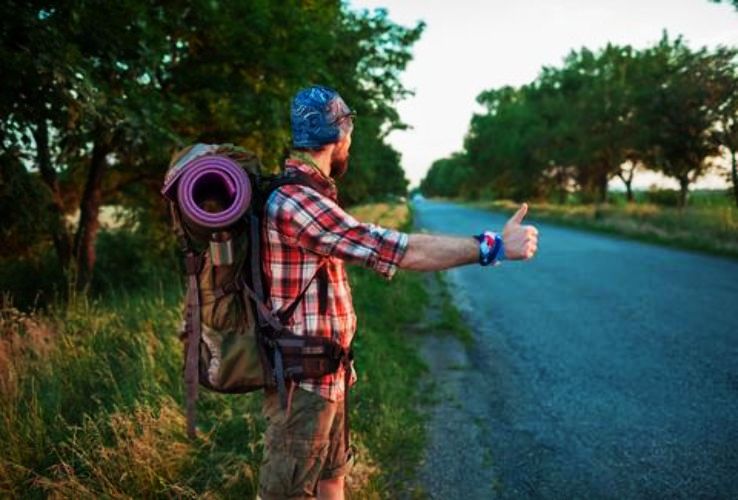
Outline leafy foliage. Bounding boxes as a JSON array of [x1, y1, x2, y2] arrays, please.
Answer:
[[419, 153, 473, 198], [634, 35, 733, 206], [0, 1, 423, 296], [423, 35, 738, 208]]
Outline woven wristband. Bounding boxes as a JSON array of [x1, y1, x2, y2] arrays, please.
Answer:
[[473, 231, 503, 266]]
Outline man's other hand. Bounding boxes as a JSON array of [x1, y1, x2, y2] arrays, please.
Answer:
[[503, 203, 539, 260]]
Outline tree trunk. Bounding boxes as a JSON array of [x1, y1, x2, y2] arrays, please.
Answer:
[[34, 118, 72, 269], [624, 179, 633, 202], [73, 133, 110, 290], [617, 171, 634, 202], [596, 169, 609, 203], [730, 149, 738, 207], [678, 176, 690, 208]]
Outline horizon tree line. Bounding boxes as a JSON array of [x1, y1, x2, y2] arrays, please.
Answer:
[[421, 33, 738, 208]]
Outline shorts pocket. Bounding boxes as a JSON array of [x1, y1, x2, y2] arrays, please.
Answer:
[[286, 438, 330, 496], [259, 451, 297, 498], [259, 437, 330, 499]]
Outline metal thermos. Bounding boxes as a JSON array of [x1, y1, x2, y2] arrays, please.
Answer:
[[209, 231, 236, 266]]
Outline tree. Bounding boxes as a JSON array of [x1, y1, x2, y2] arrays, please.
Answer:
[[1, 0, 182, 287], [635, 34, 728, 207], [710, 46, 738, 207], [327, 7, 423, 204], [420, 153, 472, 198], [465, 86, 548, 201], [0, 1, 423, 291], [534, 44, 642, 203]]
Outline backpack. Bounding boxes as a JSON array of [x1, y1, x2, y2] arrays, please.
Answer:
[[161, 144, 352, 439]]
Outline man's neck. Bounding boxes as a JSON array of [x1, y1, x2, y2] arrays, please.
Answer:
[[292, 148, 332, 179]]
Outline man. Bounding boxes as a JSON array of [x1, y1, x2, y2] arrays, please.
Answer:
[[258, 85, 538, 500]]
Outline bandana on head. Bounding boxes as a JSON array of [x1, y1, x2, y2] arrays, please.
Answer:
[[291, 85, 353, 149]]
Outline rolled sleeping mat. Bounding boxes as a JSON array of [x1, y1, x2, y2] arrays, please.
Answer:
[[175, 155, 252, 243]]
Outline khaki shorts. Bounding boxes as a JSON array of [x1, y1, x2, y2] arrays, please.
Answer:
[[258, 386, 353, 500]]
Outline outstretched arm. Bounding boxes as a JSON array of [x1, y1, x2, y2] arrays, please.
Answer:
[[269, 185, 538, 277], [398, 234, 478, 271], [399, 203, 538, 272]]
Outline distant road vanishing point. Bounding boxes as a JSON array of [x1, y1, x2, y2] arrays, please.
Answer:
[[414, 200, 738, 499]]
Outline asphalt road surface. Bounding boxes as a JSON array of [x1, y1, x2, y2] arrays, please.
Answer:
[[413, 200, 738, 500]]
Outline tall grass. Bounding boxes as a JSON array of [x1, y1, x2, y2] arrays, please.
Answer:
[[0, 202, 431, 498], [474, 197, 738, 258]]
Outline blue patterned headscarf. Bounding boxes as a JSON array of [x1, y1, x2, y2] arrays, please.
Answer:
[[291, 85, 354, 149]]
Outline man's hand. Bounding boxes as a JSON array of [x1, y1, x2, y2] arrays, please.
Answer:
[[503, 203, 539, 260]]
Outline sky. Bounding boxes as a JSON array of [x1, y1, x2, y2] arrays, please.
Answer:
[[349, 0, 738, 190]]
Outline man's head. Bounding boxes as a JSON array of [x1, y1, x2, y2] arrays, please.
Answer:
[[291, 85, 354, 178]]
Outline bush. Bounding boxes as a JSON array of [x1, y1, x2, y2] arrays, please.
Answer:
[[92, 229, 179, 295], [645, 188, 681, 206], [688, 189, 733, 207], [0, 226, 180, 310], [0, 251, 66, 309]]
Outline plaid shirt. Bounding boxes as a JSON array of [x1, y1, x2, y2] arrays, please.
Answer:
[[262, 159, 409, 401]]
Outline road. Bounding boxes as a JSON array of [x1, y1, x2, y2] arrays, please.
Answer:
[[412, 200, 738, 499]]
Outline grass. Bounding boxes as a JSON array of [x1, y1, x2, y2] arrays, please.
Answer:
[[350, 202, 410, 230], [0, 202, 435, 499], [431, 273, 473, 347], [471, 196, 738, 259], [348, 201, 430, 495]]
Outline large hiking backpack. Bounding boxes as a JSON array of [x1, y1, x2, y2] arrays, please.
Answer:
[[161, 144, 352, 439]]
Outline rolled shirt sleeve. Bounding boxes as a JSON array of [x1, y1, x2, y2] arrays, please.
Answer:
[[267, 185, 408, 279]]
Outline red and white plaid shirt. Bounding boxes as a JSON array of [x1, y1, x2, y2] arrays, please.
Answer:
[[262, 159, 409, 401]]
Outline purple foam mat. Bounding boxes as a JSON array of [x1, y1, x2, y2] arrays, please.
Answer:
[[176, 155, 252, 229]]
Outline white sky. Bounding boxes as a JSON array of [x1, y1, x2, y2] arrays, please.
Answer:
[[349, 0, 738, 189]]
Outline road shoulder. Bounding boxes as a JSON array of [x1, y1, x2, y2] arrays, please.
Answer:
[[410, 273, 499, 499]]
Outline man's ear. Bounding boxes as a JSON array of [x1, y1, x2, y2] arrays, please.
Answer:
[[338, 132, 351, 150]]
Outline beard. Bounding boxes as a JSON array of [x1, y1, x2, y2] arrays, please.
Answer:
[[330, 151, 349, 179]]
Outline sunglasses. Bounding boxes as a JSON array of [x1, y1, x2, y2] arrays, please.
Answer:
[[333, 111, 356, 124], [333, 111, 356, 134]]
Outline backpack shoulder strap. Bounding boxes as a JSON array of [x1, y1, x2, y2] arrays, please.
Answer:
[[257, 170, 332, 325], [276, 261, 327, 323]]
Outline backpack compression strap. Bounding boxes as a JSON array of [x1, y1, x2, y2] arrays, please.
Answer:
[[169, 202, 203, 440]]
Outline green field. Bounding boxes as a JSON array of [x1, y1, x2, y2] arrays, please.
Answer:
[[0, 204, 433, 498]]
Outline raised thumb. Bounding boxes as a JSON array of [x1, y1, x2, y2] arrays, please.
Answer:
[[508, 203, 528, 225]]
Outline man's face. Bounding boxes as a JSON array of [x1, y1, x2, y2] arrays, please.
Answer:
[[330, 132, 352, 179]]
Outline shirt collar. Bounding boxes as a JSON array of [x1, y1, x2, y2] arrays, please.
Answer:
[[285, 151, 338, 200]]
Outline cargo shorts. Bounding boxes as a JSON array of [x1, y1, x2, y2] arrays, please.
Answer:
[[258, 386, 353, 500]]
